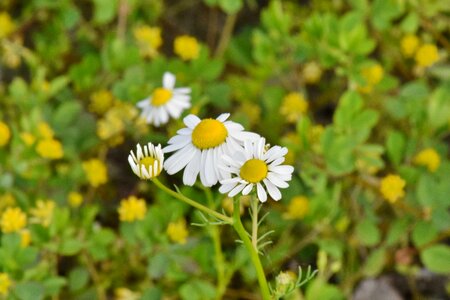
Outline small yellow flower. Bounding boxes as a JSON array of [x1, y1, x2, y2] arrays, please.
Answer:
[[89, 90, 114, 115], [20, 132, 36, 146], [37, 122, 54, 139], [36, 138, 64, 159], [303, 61, 322, 84], [68, 192, 83, 208], [1, 207, 27, 233], [118, 196, 147, 222], [0, 193, 15, 212], [380, 174, 406, 204], [413, 148, 440, 172], [82, 159, 108, 187], [362, 64, 384, 86], [400, 34, 419, 57], [133, 26, 162, 58], [280, 92, 309, 123], [415, 44, 439, 68], [0, 121, 11, 147], [20, 229, 31, 248], [284, 196, 309, 219], [0, 12, 15, 39], [114, 287, 140, 300], [97, 113, 124, 141], [30, 200, 55, 227], [174, 35, 200, 61], [0, 272, 12, 296], [167, 219, 188, 244]]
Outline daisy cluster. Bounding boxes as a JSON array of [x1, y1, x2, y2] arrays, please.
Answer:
[[130, 72, 294, 203]]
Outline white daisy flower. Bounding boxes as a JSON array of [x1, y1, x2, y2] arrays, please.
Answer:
[[163, 113, 259, 187], [218, 137, 294, 203], [136, 72, 191, 126], [128, 142, 164, 179]]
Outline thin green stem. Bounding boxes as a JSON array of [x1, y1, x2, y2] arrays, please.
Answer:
[[214, 13, 237, 58], [152, 178, 233, 224], [232, 198, 271, 300], [251, 196, 259, 250]]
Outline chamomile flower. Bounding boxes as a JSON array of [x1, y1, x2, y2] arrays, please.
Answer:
[[163, 113, 259, 187], [136, 72, 191, 127], [219, 137, 294, 202], [128, 143, 164, 180]]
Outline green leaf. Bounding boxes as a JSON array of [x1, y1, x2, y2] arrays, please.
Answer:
[[412, 221, 439, 247], [14, 282, 45, 300], [427, 86, 450, 129], [53, 101, 82, 129], [355, 219, 380, 247], [69, 267, 90, 292], [385, 217, 410, 246], [148, 253, 170, 279], [218, 0, 242, 14], [334, 91, 363, 129], [421, 245, 450, 274], [59, 239, 83, 256], [386, 130, 406, 165], [92, 0, 118, 24], [364, 248, 386, 276], [321, 129, 356, 176], [43, 277, 67, 296], [205, 83, 231, 109], [180, 280, 216, 300], [306, 279, 346, 300]]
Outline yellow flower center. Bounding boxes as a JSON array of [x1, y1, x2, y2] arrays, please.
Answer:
[[240, 159, 268, 183], [151, 88, 172, 106], [191, 119, 228, 149], [139, 156, 156, 169]]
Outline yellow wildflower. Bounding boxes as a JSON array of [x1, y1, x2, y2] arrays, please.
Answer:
[[362, 64, 384, 86], [20, 132, 36, 146], [82, 159, 108, 187], [37, 122, 54, 139], [97, 112, 124, 141], [413, 148, 440, 172], [167, 219, 188, 244], [118, 196, 147, 222], [36, 138, 64, 159], [133, 26, 162, 58], [415, 44, 439, 68], [280, 92, 309, 123], [284, 196, 309, 219], [0, 273, 12, 296], [68, 192, 83, 208], [89, 90, 114, 115], [0, 121, 11, 147], [174, 35, 200, 61], [303, 61, 322, 84], [30, 199, 55, 227], [1, 207, 27, 233], [380, 174, 406, 204], [20, 229, 31, 248], [114, 287, 140, 300], [0, 12, 15, 39], [0, 193, 15, 212], [400, 34, 419, 57]]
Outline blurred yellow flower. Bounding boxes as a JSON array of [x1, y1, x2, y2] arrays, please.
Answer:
[[303, 61, 322, 84], [114, 287, 140, 300], [400, 34, 419, 57], [1, 207, 27, 233], [0, 121, 11, 147], [133, 26, 162, 58], [30, 200, 55, 227], [174, 35, 200, 61], [118, 196, 147, 222], [280, 92, 308, 123], [415, 44, 439, 68], [20, 229, 31, 248], [20, 132, 36, 146], [97, 113, 124, 142], [167, 219, 188, 244], [36, 138, 64, 159], [0, 12, 15, 39], [1, 40, 21, 68], [413, 148, 440, 172], [37, 122, 54, 139], [0, 193, 15, 212], [89, 90, 114, 115], [0, 272, 12, 296], [68, 192, 83, 208], [284, 196, 309, 219], [240, 102, 261, 125], [82, 159, 108, 187], [380, 174, 405, 204], [362, 64, 384, 86]]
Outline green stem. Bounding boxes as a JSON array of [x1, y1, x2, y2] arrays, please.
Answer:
[[214, 13, 237, 58], [232, 198, 271, 300], [152, 178, 233, 224], [251, 196, 259, 249]]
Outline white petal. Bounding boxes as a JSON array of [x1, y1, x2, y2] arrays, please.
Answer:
[[216, 113, 230, 122], [256, 183, 267, 202], [164, 145, 197, 174], [242, 183, 254, 195], [136, 98, 150, 108], [204, 149, 217, 186], [269, 157, 285, 167], [173, 87, 191, 94], [263, 179, 281, 200], [183, 150, 201, 186], [271, 165, 294, 175], [163, 72, 176, 89], [267, 173, 289, 188], [229, 183, 246, 197], [184, 114, 201, 129], [219, 182, 238, 194]]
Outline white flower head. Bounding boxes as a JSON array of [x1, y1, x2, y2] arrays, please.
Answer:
[[136, 72, 191, 126], [219, 137, 294, 202], [163, 113, 259, 187], [129, 143, 164, 179]]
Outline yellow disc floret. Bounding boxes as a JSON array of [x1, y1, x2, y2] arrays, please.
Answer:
[[240, 159, 268, 183], [151, 88, 172, 106], [118, 196, 147, 222], [380, 174, 406, 204], [415, 44, 439, 68], [192, 119, 228, 149]]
